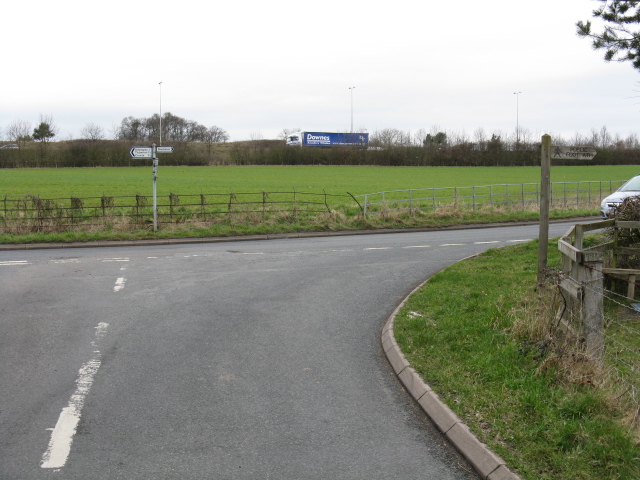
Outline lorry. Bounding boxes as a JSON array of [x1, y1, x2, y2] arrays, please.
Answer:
[[286, 131, 369, 148]]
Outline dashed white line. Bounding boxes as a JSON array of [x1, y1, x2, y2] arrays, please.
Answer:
[[507, 239, 532, 243], [41, 322, 109, 470], [440, 243, 465, 246], [364, 247, 392, 250], [474, 241, 501, 245], [101, 258, 129, 263], [0, 260, 30, 266], [403, 245, 431, 249], [114, 277, 126, 292]]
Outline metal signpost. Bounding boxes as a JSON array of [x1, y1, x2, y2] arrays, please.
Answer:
[[537, 139, 597, 284], [129, 144, 173, 232]]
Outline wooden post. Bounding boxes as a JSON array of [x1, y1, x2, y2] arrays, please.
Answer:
[[582, 257, 604, 364], [538, 134, 551, 285]]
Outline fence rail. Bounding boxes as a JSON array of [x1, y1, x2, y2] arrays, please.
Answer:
[[355, 180, 624, 217]]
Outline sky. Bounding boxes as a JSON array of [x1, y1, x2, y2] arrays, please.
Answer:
[[2, 0, 639, 143]]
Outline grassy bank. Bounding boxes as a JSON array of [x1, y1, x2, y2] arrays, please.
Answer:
[[393, 241, 639, 479], [0, 205, 597, 245]]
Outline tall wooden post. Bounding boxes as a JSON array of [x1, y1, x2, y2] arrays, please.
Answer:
[[538, 134, 551, 285]]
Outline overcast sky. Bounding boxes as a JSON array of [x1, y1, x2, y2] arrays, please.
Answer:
[[2, 0, 638, 143]]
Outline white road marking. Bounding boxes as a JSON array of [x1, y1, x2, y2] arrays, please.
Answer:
[[474, 241, 501, 245], [243, 252, 264, 255], [0, 260, 30, 266], [507, 239, 532, 243], [51, 259, 80, 264], [440, 243, 465, 246], [41, 323, 109, 470], [403, 245, 431, 249], [114, 277, 126, 292], [364, 247, 391, 250], [101, 258, 129, 262]]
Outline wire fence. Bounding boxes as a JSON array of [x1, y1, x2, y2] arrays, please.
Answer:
[[561, 269, 640, 406], [355, 180, 625, 217], [558, 220, 640, 411], [0, 191, 353, 234], [0, 180, 623, 234]]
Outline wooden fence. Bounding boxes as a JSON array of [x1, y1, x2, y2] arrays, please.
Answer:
[[558, 220, 640, 401]]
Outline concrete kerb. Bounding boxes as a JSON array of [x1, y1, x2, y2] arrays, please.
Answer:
[[382, 276, 523, 480]]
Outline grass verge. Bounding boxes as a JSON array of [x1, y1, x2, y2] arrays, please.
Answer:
[[393, 240, 640, 480], [0, 205, 596, 244]]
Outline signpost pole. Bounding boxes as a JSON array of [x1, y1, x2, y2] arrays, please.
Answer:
[[152, 143, 158, 232], [538, 134, 551, 286]]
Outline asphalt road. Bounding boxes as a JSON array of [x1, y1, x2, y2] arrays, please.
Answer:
[[0, 223, 573, 479]]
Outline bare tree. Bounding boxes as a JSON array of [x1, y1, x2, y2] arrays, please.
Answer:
[[474, 128, 487, 150], [600, 125, 612, 148], [80, 123, 105, 141], [205, 126, 229, 143], [7, 119, 32, 149], [277, 128, 300, 140], [413, 128, 427, 146]]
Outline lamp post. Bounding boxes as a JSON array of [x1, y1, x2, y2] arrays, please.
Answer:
[[349, 86, 355, 132], [159, 82, 163, 145], [513, 91, 522, 148]]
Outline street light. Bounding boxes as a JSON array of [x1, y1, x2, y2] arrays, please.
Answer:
[[349, 86, 355, 132], [159, 82, 163, 145], [513, 91, 522, 148]]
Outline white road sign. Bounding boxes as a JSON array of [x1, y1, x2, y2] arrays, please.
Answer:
[[551, 145, 597, 160], [129, 146, 153, 159], [156, 146, 174, 153]]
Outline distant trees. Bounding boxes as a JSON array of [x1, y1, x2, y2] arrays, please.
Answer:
[[115, 112, 228, 144], [80, 123, 105, 142], [277, 128, 301, 140], [577, 0, 640, 71], [32, 115, 57, 144], [6, 120, 32, 149], [424, 131, 447, 146]]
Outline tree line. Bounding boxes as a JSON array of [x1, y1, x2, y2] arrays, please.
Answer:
[[2, 113, 229, 146]]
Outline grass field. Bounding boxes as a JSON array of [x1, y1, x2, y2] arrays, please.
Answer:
[[0, 165, 637, 199]]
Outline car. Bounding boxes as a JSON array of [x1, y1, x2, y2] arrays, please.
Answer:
[[601, 174, 640, 218], [0, 144, 18, 149]]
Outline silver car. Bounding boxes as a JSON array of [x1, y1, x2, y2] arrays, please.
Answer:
[[601, 174, 640, 218]]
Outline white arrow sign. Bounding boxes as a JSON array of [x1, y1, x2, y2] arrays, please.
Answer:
[[156, 146, 174, 153], [551, 145, 597, 160], [129, 146, 153, 159]]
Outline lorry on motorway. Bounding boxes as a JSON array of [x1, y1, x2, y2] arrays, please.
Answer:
[[286, 131, 369, 148]]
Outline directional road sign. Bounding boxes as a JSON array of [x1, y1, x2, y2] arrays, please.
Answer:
[[551, 145, 597, 160], [156, 146, 174, 153], [130, 146, 153, 159]]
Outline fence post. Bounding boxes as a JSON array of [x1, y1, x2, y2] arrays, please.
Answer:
[[363, 194, 368, 218], [473, 186, 476, 211], [581, 258, 604, 364]]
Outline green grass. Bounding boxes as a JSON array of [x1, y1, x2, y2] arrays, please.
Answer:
[[394, 241, 640, 479], [0, 164, 631, 243], [0, 165, 637, 198]]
